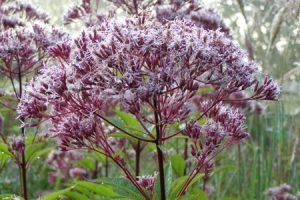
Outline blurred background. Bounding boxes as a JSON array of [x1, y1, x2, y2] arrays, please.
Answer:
[[0, 0, 299, 199]]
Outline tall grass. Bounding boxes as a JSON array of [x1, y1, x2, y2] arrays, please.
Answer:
[[211, 101, 299, 199]]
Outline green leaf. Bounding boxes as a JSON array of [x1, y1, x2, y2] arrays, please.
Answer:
[[64, 191, 88, 200], [0, 142, 13, 157], [25, 135, 36, 145], [154, 162, 173, 200], [147, 143, 156, 151], [198, 117, 206, 125], [27, 147, 53, 164], [0, 152, 10, 169], [170, 155, 185, 177], [85, 151, 105, 162], [70, 158, 95, 170], [74, 180, 116, 197], [114, 108, 140, 128], [211, 165, 237, 176], [178, 188, 208, 200], [39, 188, 72, 200], [165, 162, 173, 195], [196, 87, 215, 94], [168, 173, 204, 200], [96, 178, 145, 200], [105, 116, 126, 129], [0, 96, 17, 101], [221, 198, 239, 200], [114, 108, 144, 135], [25, 143, 44, 161], [0, 108, 13, 113], [0, 194, 22, 200]]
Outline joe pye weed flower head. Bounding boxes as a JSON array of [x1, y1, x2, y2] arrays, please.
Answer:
[[17, 11, 279, 199]]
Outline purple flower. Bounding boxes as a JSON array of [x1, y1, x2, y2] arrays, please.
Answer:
[[137, 173, 157, 191], [156, 1, 231, 36], [11, 136, 25, 153]]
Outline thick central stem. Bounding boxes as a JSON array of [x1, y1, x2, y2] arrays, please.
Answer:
[[135, 141, 141, 177], [153, 98, 166, 200], [20, 125, 28, 200], [18, 63, 28, 200]]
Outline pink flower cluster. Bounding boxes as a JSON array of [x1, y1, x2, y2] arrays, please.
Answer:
[[0, 1, 48, 29], [0, 24, 69, 82], [156, 0, 230, 35], [17, 12, 279, 199]]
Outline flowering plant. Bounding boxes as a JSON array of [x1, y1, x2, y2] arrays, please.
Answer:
[[17, 7, 280, 198]]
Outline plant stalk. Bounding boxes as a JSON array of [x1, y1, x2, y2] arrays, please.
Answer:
[[18, 62, 28, 200], [135, 141, 141, 177], [153, 98, 166, 200]]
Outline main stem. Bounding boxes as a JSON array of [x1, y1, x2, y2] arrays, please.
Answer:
[[18, 64, 28, 200], [153, 98, 166, 200], [135, 141, 141, 177], [20, 124, 28, 200]]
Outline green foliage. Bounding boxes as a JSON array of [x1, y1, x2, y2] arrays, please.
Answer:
[[39, 187, 73, 200], [73, 181, 116, 197], [170, 155, 185, 177], [168, 174, 204, 200], [95, 178, 144, 199], [0, 194, 23, 200], [0, 142, 13, 157], [154, 162, 173, 200], [178, 188, 208, 200]]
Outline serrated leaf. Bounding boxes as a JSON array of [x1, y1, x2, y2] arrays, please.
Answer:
[[39, 188, 72, 200], [74, 180, 116, 197], [170, 155, 185, 177], [114, 108, 141, 128], [95, 178, 145, 200], [114, 108, 146, 136]]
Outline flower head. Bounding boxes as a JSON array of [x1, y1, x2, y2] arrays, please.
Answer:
[[18, 15, 279, 151]]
